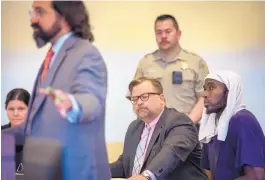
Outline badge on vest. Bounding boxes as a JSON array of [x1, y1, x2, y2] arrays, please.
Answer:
[[181, 62, 188, 70]]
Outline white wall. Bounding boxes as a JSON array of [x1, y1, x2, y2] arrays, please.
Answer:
[[1, 1, 265, 142]]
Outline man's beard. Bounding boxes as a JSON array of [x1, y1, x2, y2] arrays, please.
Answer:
[[31, 21, 61, 48], [206, 99, 227, 114]]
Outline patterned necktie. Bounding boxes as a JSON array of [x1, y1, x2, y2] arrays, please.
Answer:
[[132, 124, 151, 176], [40, 48, 54, 82]]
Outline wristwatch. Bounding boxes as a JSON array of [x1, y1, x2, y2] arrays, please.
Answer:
[[141, 171, 152, 180]]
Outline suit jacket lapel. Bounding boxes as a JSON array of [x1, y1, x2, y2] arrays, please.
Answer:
[[25, 65, 43, 129], [142, 108, 168, 169], [29, 36, 77, 122], [41, 36, 77, 88], [129, 121, 144, 176]]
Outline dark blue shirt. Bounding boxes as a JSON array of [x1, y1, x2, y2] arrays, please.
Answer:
[[201, 109, 265, 180]]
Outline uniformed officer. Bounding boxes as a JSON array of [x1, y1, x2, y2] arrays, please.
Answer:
[[131, 14, 209, 123]]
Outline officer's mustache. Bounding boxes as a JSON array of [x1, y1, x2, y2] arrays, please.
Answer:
[[160, 40, 169, 44]]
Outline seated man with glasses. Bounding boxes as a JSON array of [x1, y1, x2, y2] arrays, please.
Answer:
[[110, 77, 207, 180]]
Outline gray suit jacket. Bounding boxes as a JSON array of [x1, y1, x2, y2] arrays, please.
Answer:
[[3, 35, 110, 180], [110, 107, 207, 180]]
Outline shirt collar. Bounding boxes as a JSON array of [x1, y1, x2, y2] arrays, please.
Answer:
[[146, 108, 164, 127], [153, 48, 188, 63], [52, 32, 73, 54]]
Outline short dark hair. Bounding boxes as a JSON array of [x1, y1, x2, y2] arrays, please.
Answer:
[[129, 77, 163, 94], [5, 88, 31, 109], [155, 14, 179, 30], [52, 1, 94, 42]]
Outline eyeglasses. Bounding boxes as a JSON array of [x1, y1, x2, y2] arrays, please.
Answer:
[[29, 10, 41, 19], [130, 92, 161, 105], [28, 8, 47, 19]]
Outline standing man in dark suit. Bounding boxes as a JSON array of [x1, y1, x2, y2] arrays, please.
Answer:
[[110, 77, 207, 180], [2, 1, 110, 180]]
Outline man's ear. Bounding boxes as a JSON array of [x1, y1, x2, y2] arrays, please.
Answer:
[[160, 94, 166, 102], [225, 90, 229, 97], [224, 87, 229, 98], [223, 88, 229, 106]]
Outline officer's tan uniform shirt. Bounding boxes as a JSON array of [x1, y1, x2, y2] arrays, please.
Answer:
[[133, 49, 209, 114]]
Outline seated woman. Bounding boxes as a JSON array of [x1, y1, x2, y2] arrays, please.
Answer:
[[1, 88, 30, 172]]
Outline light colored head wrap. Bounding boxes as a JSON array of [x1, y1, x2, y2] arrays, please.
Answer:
[[199, 70, 246, 143]]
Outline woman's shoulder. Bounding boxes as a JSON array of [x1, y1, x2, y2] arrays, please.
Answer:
[[1, 123, 11, 130]]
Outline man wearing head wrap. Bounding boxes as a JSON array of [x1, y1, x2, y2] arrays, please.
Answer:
[[199, 70, 265, 180]]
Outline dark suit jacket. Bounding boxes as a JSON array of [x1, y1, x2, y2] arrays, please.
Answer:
[[1, 123, 23, 171], [2, 134, 15, 180], [110, 107, 207, 180], [2, 35, 110, 180]]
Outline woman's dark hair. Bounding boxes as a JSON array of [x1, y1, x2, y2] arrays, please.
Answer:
[[5, 88, 30, 109], [52, 1, 94, 42]]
